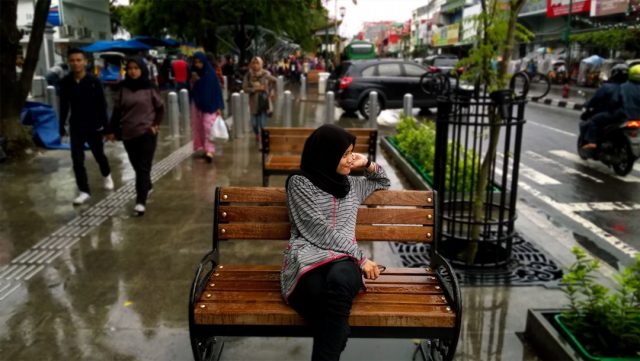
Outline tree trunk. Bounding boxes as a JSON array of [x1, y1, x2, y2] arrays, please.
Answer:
[[0, 0, 51, 156], [463, 0, 526, 264]]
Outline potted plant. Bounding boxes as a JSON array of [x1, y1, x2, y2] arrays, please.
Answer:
[[558, 247, 640, 360]]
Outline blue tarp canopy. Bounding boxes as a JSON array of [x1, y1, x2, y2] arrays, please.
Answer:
[[132, 36, 181, 48], [81, 39, 152, 53]]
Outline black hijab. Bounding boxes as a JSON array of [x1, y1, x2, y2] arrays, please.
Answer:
[[299, 124, 356, 198], [121, 56, 152, 92]]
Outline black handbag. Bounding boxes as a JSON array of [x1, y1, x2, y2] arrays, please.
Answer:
[[257, 91, 269, 114]]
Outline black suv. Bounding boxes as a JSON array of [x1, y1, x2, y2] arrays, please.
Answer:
[[333, 59, 434, 118]]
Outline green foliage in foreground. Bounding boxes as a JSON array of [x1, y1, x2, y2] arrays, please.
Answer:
[[561, 247, 640, 357], [393, 115, 479, 192]]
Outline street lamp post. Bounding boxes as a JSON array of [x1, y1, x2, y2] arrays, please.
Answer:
[[338, 6, 346, 64], [565, 0, 573, 78], [324, 0, 329, 70]]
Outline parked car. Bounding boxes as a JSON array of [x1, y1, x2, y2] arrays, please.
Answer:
[[334, 59, 436, 118], [424, 54, 459, 74]]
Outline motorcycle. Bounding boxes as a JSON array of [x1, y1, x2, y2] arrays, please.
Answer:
[[578, 110, 640, 176]]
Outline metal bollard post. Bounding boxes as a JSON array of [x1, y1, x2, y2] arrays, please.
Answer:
[[45, 86, 59, 121], [223, 76, 229, 117], [277, 76, 284, 99], [368, 91, 378, 123], [179, 89, 191, 134], [403, 93, 413, 117], [283, 90, 293, 126], [325, 91, 335, 123], [241, 91, 250, 136], [231, 93, 241, 138], [300, 75, 307, 100], [168, 92, 180, 138]]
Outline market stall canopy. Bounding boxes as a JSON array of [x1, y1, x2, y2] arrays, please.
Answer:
[[581, 55, 604, 66], [132, 36, 181, 48], [81, 39, 152, 53]]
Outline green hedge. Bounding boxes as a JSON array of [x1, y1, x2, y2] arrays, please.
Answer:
[[392, 115, 479, 192]]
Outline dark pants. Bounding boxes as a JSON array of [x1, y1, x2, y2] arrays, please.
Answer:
[[288, 259, 362, 361], [584, 110, 624, 144], [123, 132, 157, 205], [70, 130, 111, 194]]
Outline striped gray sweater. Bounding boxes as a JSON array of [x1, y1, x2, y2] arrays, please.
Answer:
[[280, 165, 391, 301]]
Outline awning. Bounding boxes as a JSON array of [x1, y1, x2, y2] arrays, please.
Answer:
[[81, 40, 152, 53]]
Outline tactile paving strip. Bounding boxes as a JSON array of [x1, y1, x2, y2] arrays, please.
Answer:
[[0, 142, 194, 302]]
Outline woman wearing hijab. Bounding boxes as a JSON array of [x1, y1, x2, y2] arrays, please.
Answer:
[[190, 51, 224, 162], [108, 56, 164, 216], [243, 56, 277, 145], [281, 124, 390, 361]]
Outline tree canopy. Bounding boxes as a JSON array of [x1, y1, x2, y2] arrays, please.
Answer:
[[118, 0, 327, 58]]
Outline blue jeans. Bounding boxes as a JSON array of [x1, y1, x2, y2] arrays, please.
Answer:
[[251, 112, 267, 136]]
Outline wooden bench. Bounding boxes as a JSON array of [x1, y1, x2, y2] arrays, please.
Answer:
[[261, 127, 378, 186], [189, 186, 462, 361]]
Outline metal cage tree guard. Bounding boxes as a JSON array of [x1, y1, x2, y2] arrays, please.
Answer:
[[431, 75, 529, 268]]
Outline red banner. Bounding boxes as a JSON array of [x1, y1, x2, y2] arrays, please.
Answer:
[[547, 0, 592, 17]]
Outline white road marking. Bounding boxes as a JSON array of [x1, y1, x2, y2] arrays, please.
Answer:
[[527, 121, 577, 137], [518, 181, 639, 258], [550, 150, 640, 183], [525, 150, 604, 183], [564, 202, 640, 212], [496, 153, 561, 185]]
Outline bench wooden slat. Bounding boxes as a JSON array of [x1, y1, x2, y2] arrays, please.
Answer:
[[206, 280, 445, 294], [268, 142, 372, 154], [210, 271, 438, 284], [219, 188, 432, 207], [218, 223, 433, 242], [264, 127, 376, 137], [194, 302, 455, 328], [199, 291, 447, 306], [214, 265, 434, 275], [219, 206, 433, 225]]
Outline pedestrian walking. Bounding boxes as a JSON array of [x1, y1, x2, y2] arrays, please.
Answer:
[[243, 56, 276, 145], [172, 53, 189, 91], [281, 124, 390, 361], [107, 56, 164, 216], [146, 54, 159, 86], [190, 52, 224, 162], [58, 48, 113, 205]]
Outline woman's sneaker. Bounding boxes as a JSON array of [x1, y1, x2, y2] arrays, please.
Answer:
[[73, 192, 91, 205], [134, 203, 146, 216], [103, 174, 114, 190]]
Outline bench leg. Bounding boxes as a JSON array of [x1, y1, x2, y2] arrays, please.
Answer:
[[262, 174, 269, 187], [191, 328, 224, 361], [415, 337, 457, 361]]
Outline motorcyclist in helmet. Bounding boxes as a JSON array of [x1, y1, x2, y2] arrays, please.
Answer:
[[581, 63, 628, 150], [619, 64, 640, 120]]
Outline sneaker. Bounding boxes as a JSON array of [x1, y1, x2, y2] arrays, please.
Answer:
[[103, 174, 114, 190], [73, 192, 91, 205], [134, 203, 146, 215]]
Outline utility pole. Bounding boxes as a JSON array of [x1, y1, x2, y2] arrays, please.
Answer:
[[565, 0, 573, 75]]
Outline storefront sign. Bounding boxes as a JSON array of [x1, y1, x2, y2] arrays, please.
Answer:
[[590, 0, 628, 16], [547, 0, 591, 17], [447, 23, 460, 45]]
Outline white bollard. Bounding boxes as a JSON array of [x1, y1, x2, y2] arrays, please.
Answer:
[[277, 76, 284, 99], [45, 85, 59, 121], [318, 72, 330, 94], [300, 75, 307, 100], [403, 93, 413, 117], [179, 89, 191, 135], [231, 92, 241, 138], [368, 91, 379, 122], [168, 92, 180, 138], [241, 91, 250, 136], [325, 91, 335, 123], [283, 90, 293, 127]]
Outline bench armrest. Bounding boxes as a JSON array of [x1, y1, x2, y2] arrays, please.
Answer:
[[189, 250, 218, 316], [430, 251, 462, 360]]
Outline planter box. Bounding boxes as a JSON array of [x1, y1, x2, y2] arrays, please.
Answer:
[[380, 136, 431, 190], [524, 309, 640, 361]]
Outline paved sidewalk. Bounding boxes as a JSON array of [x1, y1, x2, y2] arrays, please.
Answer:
[[0, 90, 618, 360]]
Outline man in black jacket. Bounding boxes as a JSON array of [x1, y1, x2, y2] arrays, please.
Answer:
[[59, 48, 113, 205]]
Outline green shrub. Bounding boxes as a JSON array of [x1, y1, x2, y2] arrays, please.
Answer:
[[561, 247, 640, 357], [393, 114, 478, 192]]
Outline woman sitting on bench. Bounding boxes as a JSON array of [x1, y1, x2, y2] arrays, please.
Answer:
[[281, 124, 390, 361]]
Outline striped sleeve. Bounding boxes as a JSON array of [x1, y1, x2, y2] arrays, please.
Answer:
[[352, 163, 391, 203], [287, 176, 365, 262]]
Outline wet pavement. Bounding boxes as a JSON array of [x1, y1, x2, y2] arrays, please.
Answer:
[[0, 85, 622, 360]]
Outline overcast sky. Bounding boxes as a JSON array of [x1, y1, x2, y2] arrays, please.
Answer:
[[115, 0, 424, 38], [324, 0, 425, 38]]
